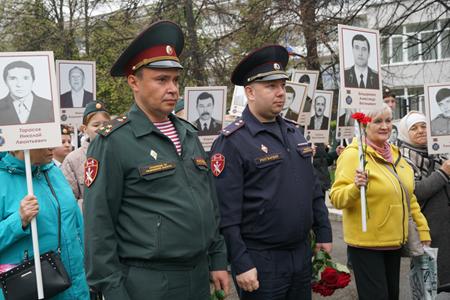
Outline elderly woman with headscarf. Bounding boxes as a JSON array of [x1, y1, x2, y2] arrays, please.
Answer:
[[330, 103, 431, 300], [398, 111, 450, 295]]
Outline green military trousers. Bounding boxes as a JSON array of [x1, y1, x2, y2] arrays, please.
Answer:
[[122, 258, 211, 300]]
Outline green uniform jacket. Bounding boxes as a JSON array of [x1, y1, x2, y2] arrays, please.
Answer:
[[84, 103, 227, 300]]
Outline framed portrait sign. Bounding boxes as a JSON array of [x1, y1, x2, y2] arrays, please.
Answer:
[[0, 51, 61, 151], [185, 86, 227, 151], [336, 94, 356, 141], [305, 90, 333, 144], [56, 60, 96, 127], [424, 83, 450, 155], [281, 81, 308, 122], [338, 24, 383, 111], [291, 70, 319, 126], [229, 85, 247, 117]]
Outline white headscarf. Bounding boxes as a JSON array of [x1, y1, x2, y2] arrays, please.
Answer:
[[398, 111, 427, 145]]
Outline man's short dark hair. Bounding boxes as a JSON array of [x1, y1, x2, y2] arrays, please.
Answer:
[[352, 34, 370, 53], [69, 66, 85, 79], [298, 74, 310, 84], [315, 95, 326, 106], [3, 60, 35, 82], [285, 85, 296, 97], [196, 92, 214, 106], [436, 88, 450, 104]]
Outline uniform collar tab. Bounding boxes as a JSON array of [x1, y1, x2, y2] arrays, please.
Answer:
[[128, 104, 156, 137]]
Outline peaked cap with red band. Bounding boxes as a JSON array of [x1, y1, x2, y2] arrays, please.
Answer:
[[231, 45, 289, 86], [110, 20, 184, 77]]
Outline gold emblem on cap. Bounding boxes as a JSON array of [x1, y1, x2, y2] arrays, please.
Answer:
[[166, 45, 173, 55], [96, 103, 102, 109], [261, 144, 268, 153], [273, 63, 281, 70]]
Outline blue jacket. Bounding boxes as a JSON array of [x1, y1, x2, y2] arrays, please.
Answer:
[[0, 153, 89, 300]]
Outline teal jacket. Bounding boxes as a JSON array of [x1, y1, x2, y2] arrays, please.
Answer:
[[0, 154, 89, 300]]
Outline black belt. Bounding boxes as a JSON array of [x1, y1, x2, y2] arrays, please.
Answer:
[[119, 254, 205, 271]]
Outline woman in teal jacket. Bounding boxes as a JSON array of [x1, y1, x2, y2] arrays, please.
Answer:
[[0, 149, 89, 300]]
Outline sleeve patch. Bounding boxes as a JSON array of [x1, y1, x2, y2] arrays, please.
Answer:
[[210, 153, 225, 176], [84, 158, 99, 187]]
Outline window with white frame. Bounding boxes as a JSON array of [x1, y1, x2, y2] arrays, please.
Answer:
[[391, 87, 425, 119], [381, 20, 450, 64]]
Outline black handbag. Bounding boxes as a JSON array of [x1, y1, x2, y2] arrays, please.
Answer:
[[0, 171, 72, 300]]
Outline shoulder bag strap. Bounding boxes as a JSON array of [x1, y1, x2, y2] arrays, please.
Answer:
[[384, 163, 412, 215], [43, 171, 62, 253]]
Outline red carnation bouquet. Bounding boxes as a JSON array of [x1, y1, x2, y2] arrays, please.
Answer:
[[311, 237, 351, 296]]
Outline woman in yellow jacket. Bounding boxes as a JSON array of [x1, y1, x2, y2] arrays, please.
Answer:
[[330, 103, 430, 300]]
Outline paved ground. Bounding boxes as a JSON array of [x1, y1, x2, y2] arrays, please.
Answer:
[[219, 219, 413, 300]]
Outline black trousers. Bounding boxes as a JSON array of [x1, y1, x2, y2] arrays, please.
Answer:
[[233, 242, 312, 300], [348, 246, 401, 300]]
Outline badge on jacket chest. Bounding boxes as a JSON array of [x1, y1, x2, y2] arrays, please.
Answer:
[[211, 153, 225, 177], [84, 158, 99, 187]]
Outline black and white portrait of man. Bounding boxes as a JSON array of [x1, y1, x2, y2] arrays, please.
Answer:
[[57, 60, 95, 108], [308, 95, 329, 130], [343, 32, 380, 90], [194, 91, 222, 136], [186, 87, 226, 138], [0, 60, 54, 125], [430, 87, 450, 136]]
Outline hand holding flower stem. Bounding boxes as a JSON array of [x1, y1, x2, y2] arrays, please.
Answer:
[[352, 112, 371, 232]]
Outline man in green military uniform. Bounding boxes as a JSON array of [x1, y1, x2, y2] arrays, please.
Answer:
[[431, 87, 450, 136], [83, 20, 229, 300]]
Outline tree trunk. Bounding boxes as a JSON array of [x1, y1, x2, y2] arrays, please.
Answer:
[[184, 0, 206, 85], [84, 0, 89, 56], [299, 0, 322, 89]]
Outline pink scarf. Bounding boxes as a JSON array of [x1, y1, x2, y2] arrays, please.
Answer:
[[365, 138, 393, 163]]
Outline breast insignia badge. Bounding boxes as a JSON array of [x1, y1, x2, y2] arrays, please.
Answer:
[[211, 153, 225, 177]]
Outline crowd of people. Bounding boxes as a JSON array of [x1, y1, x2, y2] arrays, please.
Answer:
[[0, 20, 449, 300]]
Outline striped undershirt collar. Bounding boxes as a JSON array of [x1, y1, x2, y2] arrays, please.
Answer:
[[154, 119, 182, 155]]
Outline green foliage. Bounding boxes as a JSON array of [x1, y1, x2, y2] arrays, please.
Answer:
[[210, 289, 225, 300], [87, 13, 142, 114], [3, 1, 58, 53]]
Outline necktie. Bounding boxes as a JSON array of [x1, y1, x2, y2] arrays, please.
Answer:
[[18, 101, 29, 115], [359, 74, 365, 88], [203, 123, 208, 131]]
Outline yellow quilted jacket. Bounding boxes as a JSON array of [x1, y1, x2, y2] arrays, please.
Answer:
[[330, 139, 430, 247]]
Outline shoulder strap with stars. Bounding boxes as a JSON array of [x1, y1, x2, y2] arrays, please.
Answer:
[[283, 117, 300, 128], [222, 118, 245, 137], [97, 115, 130, 137]]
